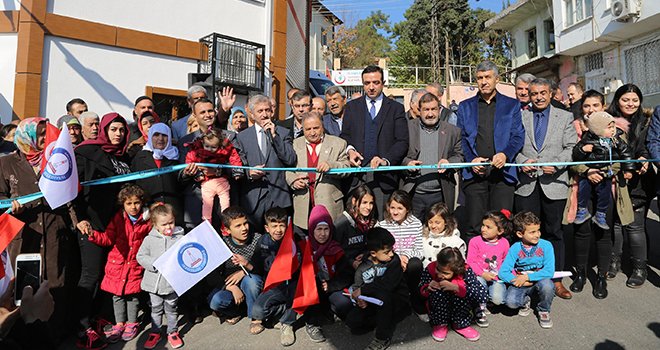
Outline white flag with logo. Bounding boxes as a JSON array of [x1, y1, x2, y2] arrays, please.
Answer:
[[38, 126, 79, 209], [154, 220, 232, 295]]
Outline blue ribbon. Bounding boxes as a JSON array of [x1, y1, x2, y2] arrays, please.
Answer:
[[2, 158, 657, 209]]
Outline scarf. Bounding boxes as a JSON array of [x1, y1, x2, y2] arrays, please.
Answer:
[[144, 123, 179, 160], [77, 112, 129, 156], [137, 111, 161, 141], [308, 205, 343, 263], [228, 107, 246, 132], [13, 117, 47, 167]]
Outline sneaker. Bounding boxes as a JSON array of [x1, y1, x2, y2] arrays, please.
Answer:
[[592, 211, 610, 230], [121, 322, 139, 341], [518, 298, 532, 317], [305, 324, 326, 343], [97, 318, 113, 340], [574, 207, 591, 224], [454, 325, 480, 341], [539, 311, 553, 328], [143, 332, 161, 350], [168, 331, 184, 348], [364, 337, 391, 350], [475, 311, 489, 328], [76, 328, 107, 350], [431, 325, 448, 342], [416, 312, 430, 323], [280, 324, 296, 346], [106, 324, 124, 343]]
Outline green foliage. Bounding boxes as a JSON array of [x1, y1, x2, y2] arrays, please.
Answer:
[[338, 11, 393, 69]]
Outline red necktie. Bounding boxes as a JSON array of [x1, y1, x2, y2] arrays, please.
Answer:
[[307, 143, 319, 206]]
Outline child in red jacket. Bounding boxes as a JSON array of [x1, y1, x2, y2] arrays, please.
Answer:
[[185, 128, 242, 221], [87, 184, 153, 343]]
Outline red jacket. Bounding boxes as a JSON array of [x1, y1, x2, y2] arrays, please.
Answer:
[[185, 138, 242, 177], [89, 210, 152, 296]]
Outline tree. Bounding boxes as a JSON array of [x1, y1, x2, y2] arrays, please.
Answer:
[[327, 11, 392, 69]]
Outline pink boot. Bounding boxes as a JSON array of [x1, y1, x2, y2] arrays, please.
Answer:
[[454, 325, 480, 341]]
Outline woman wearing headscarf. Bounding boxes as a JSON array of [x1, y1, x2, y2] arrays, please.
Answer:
[[127, 110, 160, 159], [0, 117, 77, 346], [131, 123, 186, 224], [73, 112, 131, 349], [228, 107, 248, 133]]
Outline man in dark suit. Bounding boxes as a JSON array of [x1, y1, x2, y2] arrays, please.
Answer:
[[402, 93, 463, 220], [322, 85, 347, 136], [340, 65, 409, 217], [456, 61, 525, 240], [237, 94, 297, 226], [278, 90, 310, 141]]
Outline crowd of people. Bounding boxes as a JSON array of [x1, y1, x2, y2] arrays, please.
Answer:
[[0, 60, 658, 350]]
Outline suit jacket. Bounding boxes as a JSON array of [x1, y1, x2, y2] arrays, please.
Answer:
[[456, 91, 524, 184], [277, 117, 303, 141], [236, 125, 297, 216], [515, 106, 577, 200], [340, 95, 409, 191], [322, 113, 342, 137], [285, 135, 350, 229], [401, 119, 463, 211]]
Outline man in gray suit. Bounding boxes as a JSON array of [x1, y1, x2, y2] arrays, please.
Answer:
[[514, 78, 577, 299], [236, 94, 297, 226], [402, 93, 463, 220]]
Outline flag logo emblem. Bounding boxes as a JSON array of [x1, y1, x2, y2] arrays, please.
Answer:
[[42, 148, 73, 182], [177, 242, 208, 273]]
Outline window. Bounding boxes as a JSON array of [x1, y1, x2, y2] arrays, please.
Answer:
[[625, 40, 660, 95], [527, 28, 538, 59], [585, 52, 603, 72], [564, 0, 593, 27], [544, 20, 555, 52]]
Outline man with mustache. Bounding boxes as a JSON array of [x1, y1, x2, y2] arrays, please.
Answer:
[[322, 86, 347, 136]]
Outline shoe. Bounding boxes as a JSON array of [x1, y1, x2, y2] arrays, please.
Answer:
[[593, 271, 608, 299], [105, 324, 124, 343], [76, 328, 107, 350], [167, 331, 184, 349], [570, 265, 587, 293], [626, 258, 647, 288], [454, 326, 480, 341], [475, 311, 489, 328], [574, 207, 591, 224], [431, 325, 448, 342], [305, 324, 326, 343], [607, 254, 622, 280], [143, 332, 161, 350], [416, 312, 430, 323], [518, 297, 532, 317], [280, 324, 296, 346], [225, 315, 243, 325], [554, 281, 572, 299], [591, 211, 609, 230], [538, 311, 553, 328], [97, 318, 113, 340], [121, 322, 139, 341], [364, 337, 391, 350]]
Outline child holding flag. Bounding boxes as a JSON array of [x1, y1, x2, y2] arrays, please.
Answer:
[[136, 203, 184, 349]]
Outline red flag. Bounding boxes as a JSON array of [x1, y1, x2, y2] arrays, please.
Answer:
[[0, 213, 25, 279], [292, 238, 320, 314], [263, 221, 299, 292], [40, 122, 61, 173]]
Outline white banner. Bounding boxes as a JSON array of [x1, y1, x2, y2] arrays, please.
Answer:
[[154, 221, 232, 295]]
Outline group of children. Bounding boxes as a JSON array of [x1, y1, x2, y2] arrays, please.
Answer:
[[83, 180, 558, 350]]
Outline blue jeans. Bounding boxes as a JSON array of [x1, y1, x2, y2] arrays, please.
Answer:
[[505, 278, 554, 312], [578, 177, 612, 213], [251, 282, 298, 325], [208, 275, 263, 319], [476, 277, 507, 305]]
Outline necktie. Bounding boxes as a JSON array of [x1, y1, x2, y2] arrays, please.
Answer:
[[369, 100, 376, 120], [308, 143, 319, 205], [534, 112, 545, 150], [260, 130, 268, 158]]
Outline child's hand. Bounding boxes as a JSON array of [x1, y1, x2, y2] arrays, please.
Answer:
[[582, 144, 594, 153], [623, 171, 633, 180], [226, 285, 245, 305], [512, 274, 530, 287], [231, 254, 248, 267], [438, 280, 458, 292], [352, 255, 363, 270], [225, 270, 244, 286], [321, 281, 328, 292], [427, 280, 441, 292], [400, 255, 409, 272], [481, 271, 497, 282]]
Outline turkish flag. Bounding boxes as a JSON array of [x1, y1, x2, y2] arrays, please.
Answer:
[[0, 213, 25, 279], [292, 238, 320, 314], [263, 221, 299, 293], [40, 122, 61, 173]]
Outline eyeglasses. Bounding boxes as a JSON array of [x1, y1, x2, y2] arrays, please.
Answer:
[[293, 103, 311, 108]]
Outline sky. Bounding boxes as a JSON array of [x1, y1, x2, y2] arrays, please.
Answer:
[[323, 0, 504, 27]]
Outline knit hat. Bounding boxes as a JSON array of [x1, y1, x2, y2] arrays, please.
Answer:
[[585, 111, 615, 137], [56, 114, 81, 128]]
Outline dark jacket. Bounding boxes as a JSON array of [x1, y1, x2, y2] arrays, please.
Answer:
[[333, 211, 367, 262], [352, 254, 408, 300], [74, 144, 131, 231], [620, 113, 656, 209], [131, 150, 184, 224], [572, 129, 635, 172], [0, 151, 76, 288]]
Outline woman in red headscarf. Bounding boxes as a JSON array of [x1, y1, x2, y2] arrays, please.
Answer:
[[73, 112, 131, 349], [127, 110, 160, 159]]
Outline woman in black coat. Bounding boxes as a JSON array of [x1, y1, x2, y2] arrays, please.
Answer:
[[131, 122, 185, 224]]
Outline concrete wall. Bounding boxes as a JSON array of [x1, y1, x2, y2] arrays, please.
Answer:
[[0, 34, 18, 123], [511, 7, 555, 69]]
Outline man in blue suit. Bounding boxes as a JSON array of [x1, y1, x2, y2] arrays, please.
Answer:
[[456, 61, 525, 239]]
